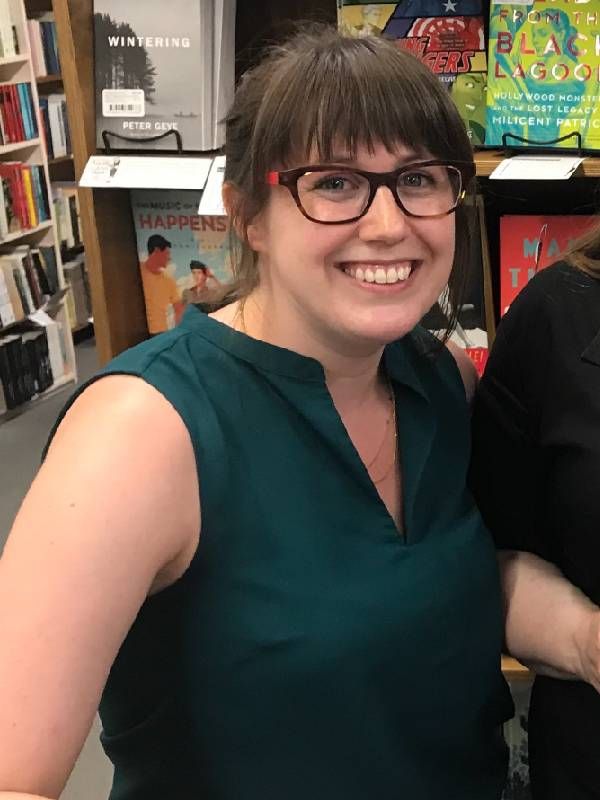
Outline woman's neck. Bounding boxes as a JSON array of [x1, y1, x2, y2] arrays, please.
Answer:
[[211, 293, 387, 413]]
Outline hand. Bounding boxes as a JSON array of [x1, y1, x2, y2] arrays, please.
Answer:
[[576, 608, 600, 693]]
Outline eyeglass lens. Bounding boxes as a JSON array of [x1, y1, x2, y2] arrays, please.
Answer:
[[296, 164, 462, 222]]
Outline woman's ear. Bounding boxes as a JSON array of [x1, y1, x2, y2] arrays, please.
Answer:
[[222, 181, 267, 253]]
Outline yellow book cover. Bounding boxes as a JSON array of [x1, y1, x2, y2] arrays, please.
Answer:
[[22, 167, 38, 229]]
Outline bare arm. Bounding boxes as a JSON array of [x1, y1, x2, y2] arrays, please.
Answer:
[[0, 376, 200, 799], [500, 550, 600, 691]]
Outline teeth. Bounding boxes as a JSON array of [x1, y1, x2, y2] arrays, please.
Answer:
[[343, 263, 414, 284]]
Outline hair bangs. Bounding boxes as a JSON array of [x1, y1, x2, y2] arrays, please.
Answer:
[[251, 33, 469, 174]]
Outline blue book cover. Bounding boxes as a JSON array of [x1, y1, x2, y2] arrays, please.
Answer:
[[24, 84, 38, 138], [130, 189, 233, 334], [16, 84, 32, 139]]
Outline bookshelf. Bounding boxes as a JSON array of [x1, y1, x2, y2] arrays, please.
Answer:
[[0, 0, 78, 420]]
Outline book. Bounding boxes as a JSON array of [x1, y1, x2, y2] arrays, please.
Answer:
[[337, 1, 488, 145], [421, 195, 494, 375], [0, 266, 16, 328], [47, 93, 68, 157], [486, 0, 600, 150], [94, 0, 234, 152], [130, 188, 232, 333], [28, 19, 48, 77], [499, 215, 598, 315], [0, 0, 17, 59]]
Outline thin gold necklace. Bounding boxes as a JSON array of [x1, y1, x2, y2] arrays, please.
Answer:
[[370, 381, 397, 485], [364, 379, 395, 469]]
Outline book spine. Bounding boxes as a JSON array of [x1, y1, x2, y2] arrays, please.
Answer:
[[0, 338, 18, 409], [0, 0, 15, 58], [21, 167, 38, 228], [25, 83, 38, 138]]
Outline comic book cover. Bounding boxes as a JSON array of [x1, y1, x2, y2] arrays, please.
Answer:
[[338, 1, 488, 145], [499, 214, 598, 315], [94, 0, 216, 151], [130, 189, 232, 334], [486, 0, 600, 150]]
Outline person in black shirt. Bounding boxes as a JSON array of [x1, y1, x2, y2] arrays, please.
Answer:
[[470, 231, 600, 799]]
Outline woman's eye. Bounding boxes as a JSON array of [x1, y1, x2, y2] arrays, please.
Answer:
[[401, 172, 430, 188], [316, 175, 353, 191]]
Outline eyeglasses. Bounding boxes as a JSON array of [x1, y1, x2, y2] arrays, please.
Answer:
[[266, 160, 474, 225]]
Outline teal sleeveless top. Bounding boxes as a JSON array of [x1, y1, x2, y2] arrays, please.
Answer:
[[52, 306, 513, 799]]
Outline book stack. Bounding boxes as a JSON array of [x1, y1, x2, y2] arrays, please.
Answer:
[[93, 0, 236, 152], [0, 0, 21, 59], [28, 14, 60, 77], [0, 245, 59, 328], [0, 161, 50, 237], [39, 94, 71, 158], [0, 322, 63, 412], [53, 183, 82, 254], [0, 82, 39, 144]]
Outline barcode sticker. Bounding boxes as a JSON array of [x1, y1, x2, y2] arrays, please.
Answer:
[[102, 89, 145, 118]]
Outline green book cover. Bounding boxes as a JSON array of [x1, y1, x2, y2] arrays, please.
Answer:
[[486, 0, 600, 150]]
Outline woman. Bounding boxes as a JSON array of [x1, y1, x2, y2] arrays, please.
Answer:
[[1, 27, 598, 800], [470, 230, 600, 799]]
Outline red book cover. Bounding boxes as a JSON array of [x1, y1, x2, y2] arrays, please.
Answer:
[[0, 86, 14, 143], [500, 216, 599, 315], [9, 84, 25, 142], [0, 87, 9, 143], [0, 163, 29, 229], [3, 85, 19, 143]]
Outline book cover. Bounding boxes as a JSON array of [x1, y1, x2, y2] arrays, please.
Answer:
[[338, 1, 488, 145], [486, 0, 600, 150], [499, 215, 598, 314], [130, 188, 232, 334], [94, 0, 208, 151]]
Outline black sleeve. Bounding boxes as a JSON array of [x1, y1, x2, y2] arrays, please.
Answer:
[[469, 275, 552, 558]]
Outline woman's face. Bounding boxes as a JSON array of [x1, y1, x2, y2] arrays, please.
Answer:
[[249, 141, 457, 353]]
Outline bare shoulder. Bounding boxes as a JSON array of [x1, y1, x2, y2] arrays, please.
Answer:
[[445, 340, 478, 405], [0, 374, 199, 797]]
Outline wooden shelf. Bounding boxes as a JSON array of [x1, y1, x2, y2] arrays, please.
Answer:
[[474, 149, 600, 178], [501, 656, 531, 681], [0, 219, 53, 244], [37, 73, 62, 84], [0, 137, 41, 155], [0, 54, 29, 67]]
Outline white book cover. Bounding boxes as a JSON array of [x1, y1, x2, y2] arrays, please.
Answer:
[[48, 94, 67, 157], [212, 0, 235, 148], [28, 20, 47, 76], [94, 0, 214, 151], [28, 308, 65, 382], [0, 0, 15, 58], [0, 266, 16, 326]]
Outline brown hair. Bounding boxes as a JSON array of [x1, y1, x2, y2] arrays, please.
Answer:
[[214, 24, 476, 337], [565, 221, 600, 278]]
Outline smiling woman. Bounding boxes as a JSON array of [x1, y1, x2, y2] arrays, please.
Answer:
[[2, 22, 599, 800]]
